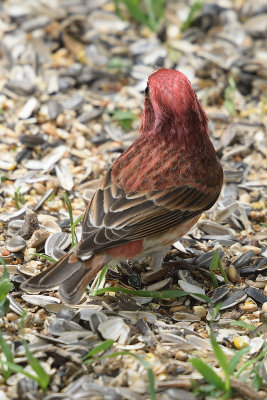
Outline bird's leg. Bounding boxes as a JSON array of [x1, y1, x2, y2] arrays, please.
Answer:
[[149, 250, 165, 271], [141, 248, 169, 280]]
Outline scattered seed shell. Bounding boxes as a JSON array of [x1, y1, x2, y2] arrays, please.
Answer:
[[6, 235, 26, 252]]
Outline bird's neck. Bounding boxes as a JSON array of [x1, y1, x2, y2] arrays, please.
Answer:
[[140, 115, 210, 154]]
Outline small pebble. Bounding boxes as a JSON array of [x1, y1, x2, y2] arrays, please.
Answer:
[[29, 260, 40, 271], [242, 245, 261, 254], [239, 193, 251, 203], [260, 311, 267, 322], [262, 302, 267, 312], [239, 301, 258, 312], [6, 312, 19, 322], [167, 24, 180, 39], [24, 248, 36, 262], [246, 280, 265, 289], [18, 97, 39, 119], [150, 302, 160, 310], [32, 183, 46, 195], [42, 122, 57, 136], [228, 265, 239, 282], [193, 305, 207, 319], [0, 252, 14, 264], [170, 305, 187, 312], [175, 351, 188, 361], [46, 200, 63, 211], [33, 309, 48, 325], [75, 135, 86, 150], [158, 373, 168, 381], [230, 243, 242, 253], [27, 228, 50, 249], [1, 249, 10, 256], [56, 114, 66, 127], [233, 336, 250, 349]]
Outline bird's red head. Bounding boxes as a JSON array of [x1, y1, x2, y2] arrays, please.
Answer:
[[139, 68, 208, 140]]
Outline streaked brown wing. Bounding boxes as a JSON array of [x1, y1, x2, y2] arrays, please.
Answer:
[[77, 168, 218, 256]]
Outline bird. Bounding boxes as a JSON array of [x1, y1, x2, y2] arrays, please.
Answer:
[[21, 68, 223, 304]]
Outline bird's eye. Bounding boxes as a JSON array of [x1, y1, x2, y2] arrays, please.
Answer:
[[145, 85, 149, 96]]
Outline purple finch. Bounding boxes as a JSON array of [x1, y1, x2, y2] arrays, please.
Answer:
[[22, 68, 223, 303]]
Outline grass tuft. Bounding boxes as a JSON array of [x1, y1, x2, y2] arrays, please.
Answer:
[[62, 192, 83, 247], [190, 303, 266, 398], [181, 1, 203, 32], [115, 0, 166, 32]]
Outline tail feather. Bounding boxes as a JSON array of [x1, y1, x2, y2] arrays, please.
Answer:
[[21, 251, 110, 304], [21, 250, 82, 291], [59, 266, 102, 304]]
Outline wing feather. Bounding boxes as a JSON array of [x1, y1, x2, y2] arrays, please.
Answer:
[[77, 166, 220, 256], [90, 190, 104, 226]]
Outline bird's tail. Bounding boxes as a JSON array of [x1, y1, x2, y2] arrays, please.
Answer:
[[21, 250, 110, 304]]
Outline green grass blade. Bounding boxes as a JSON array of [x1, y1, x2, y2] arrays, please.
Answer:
[[252, 372, 263, 391], [153, 0, 167, 19], [218, 258, 228, 283], [181, 0, 203, 32], [190, 358, 225, 390], [62, 192, 74, 225], [235, 347, 267, 378], [228, 347, 250, 375], [114, 0, 165, 32], [209, 330, 231, 392], [0, 298, 10, 318], [0, 359, 40, 382], [0, 256, 7, 267], [0, 279, 13, 301], [230, 321, 255, 331], [132, 353, 155, 400], [32, 253, 57, 263], [93, 285, 210, 301], [83, 339, 114, 361], [62, 192, 78, 246], [19, 310, 50, 391], [14, 186, 21, 209], [72, 214, 84, 230], [23, 341, 50, 390], [92, 265, 109, 295], [111, 109, 136, 131], [0, 331, 13, 380], [94, 285, 210, 302], [0, 265, 13, 302], [94, 286, 187, 298], [144, 0, 157, 31], [122, 0, 151, 28], [209, 250, 220, 288], [111, 110, 136, 121]]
